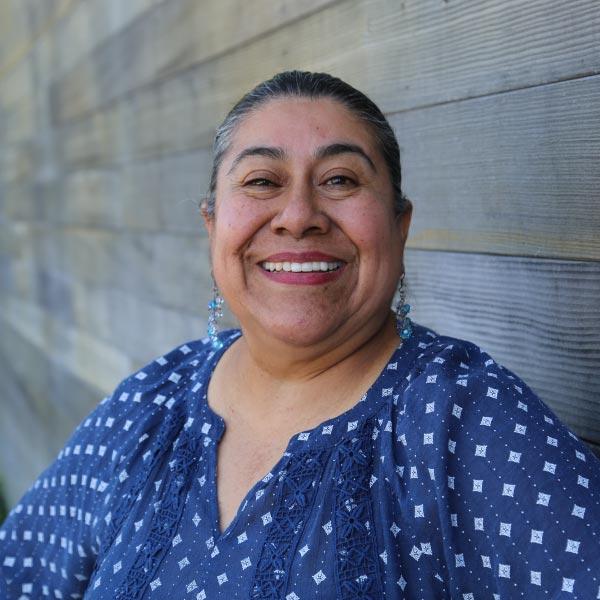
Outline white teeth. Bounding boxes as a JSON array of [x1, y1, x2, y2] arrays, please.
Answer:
[[261, 261, 342, 273]]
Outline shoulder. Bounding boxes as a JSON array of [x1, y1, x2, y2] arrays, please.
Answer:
[[398, 323, 599, 463], [73, 329, 240, 436], [401, 323, 545, 419], [390, 324, 600, 595], [0, 330, 241, 592], [2, 329, 240, 523]]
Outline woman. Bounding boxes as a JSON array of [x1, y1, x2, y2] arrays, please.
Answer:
[[1, 71, 599, 599]]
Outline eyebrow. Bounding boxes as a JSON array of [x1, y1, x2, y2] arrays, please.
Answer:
[[315, 143, 377, 172], [227, 142, 377, 174], [227, 146, 286, 174]]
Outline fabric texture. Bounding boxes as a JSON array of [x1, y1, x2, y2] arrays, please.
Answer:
[[1, 323, 599, 599]]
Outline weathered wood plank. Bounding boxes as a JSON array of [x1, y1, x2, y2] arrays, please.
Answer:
[[0, 294, 132, 396], [0, 342, 70, 505], [0, 2, 29, 74], [50, 2, 600, 170], [0, 222, 39, 299], [405, 249, 600, 445], [2, 148, 210, 234], [394, 75, 600, 260], [0, 0, 71, 81], [53, 0, 161, 78], [51, 0, 339, 124], [51, 76, 600, 259], [2, 224, 211, 313], [51, 0, 600, 127], [0, 60, 36, 144], [0, 0, 161, 84], [67, 283, 209, 364], [1, 275, 209, 370]]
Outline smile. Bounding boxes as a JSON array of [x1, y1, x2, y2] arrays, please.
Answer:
[[260, 261, 343, 273]]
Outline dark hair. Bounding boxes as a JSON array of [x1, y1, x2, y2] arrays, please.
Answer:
[[205, 70, 409, 216]]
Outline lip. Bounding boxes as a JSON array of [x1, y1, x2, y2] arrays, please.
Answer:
[[258, 251, 346, 286], [261, 251, 345, 263], [260, 264, 346, 285]]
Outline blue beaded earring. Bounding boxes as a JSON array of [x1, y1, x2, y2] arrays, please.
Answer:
[[207, 276, 224, 350], [395, 274, 413, 341]]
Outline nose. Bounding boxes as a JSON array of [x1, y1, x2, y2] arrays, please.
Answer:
[[270, 181, 331, 239]]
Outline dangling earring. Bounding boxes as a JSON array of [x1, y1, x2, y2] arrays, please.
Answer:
[[207, 276, 224, 350], [395, 274, 413, 341]]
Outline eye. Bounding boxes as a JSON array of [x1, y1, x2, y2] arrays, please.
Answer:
[[323, 174, 356, 187], [244, 177, 277, 187]]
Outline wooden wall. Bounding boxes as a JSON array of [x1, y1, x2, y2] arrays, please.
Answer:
[[0, 0, 598, 503]]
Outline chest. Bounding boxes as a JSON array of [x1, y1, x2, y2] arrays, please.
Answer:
[[87, 417, 452, 600], [215, 424, 290, 533]]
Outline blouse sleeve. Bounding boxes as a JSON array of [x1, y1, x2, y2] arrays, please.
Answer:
[[407, 337, 600, 598], [0, 338, 208, 599], [0, 386, 130, 599]]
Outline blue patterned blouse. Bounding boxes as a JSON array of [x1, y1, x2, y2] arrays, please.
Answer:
[[1, 323, 600, 599]]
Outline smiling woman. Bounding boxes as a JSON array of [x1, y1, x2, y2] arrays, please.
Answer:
[[1, 71, 599, 600], [205, 94, 409, 353]]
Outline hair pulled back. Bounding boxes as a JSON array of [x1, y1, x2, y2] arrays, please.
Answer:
[[206, 70, 409, 216]]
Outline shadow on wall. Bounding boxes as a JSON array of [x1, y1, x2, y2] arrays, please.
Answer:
[[0, 476, 8, 525]]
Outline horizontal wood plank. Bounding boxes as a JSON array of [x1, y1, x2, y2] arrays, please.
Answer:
[[0, 296, 130, 403], [405, 249, 600, 445], [0, 223, 211, 313], [0, 0, 160, 83], [394, 75, 600, 260], [50, 0, 338, 125], [49, 0, 600, 128], [0, 341, 79, 504], [15, 75, 596, 259]]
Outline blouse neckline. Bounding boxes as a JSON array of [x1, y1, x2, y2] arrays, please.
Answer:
[[192, 324, 426, 455]]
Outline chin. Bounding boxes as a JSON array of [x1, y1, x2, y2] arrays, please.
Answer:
[[252, 313, 344, 348]]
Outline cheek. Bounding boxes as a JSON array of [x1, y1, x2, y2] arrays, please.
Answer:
[[213, 199, 266, 249], [336, 204, 396, 255]]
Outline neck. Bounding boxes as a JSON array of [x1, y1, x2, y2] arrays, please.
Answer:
[[211, 311, 400, 430], [240, 310, 398, 381]]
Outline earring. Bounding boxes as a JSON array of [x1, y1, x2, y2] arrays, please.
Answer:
[[395, 274, 413, 341], [207, 277, 224, 350]]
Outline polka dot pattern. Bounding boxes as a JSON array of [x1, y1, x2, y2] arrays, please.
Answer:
[[1, 324, 599, 598]]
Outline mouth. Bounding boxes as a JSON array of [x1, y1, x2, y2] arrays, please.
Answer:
[[260, 260, 343, 273], [257, 253, 346, 285]]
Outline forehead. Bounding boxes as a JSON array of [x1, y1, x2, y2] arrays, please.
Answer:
[[228, 97, 379, 157]]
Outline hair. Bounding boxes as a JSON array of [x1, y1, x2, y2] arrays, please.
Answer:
[[204, 70, 410, 217]]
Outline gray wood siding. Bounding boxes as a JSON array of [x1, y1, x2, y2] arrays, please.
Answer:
[[0, 0, 598, 502]]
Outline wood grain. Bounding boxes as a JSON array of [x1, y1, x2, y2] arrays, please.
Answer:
[[50, 0, 600, 126], [0, 295, 130, 402], [47, 76, 600, 260], [405, 249, 600, 446], [51, 0, 339, 124], [0, 0, 161, 83], [1, 222, 211, 313], [0, 340, 79, 504], [394, 75, 600, 260]]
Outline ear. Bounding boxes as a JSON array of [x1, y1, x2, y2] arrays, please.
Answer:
[[200, 199, 214, 238], [395, 199, 413, 243]]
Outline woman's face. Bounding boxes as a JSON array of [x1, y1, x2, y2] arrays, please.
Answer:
[[206, 97, 411, 348]]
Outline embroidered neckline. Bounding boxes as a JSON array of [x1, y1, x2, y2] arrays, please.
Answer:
[[333, 417, 384, 599], [251, 450, 326, 598]]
